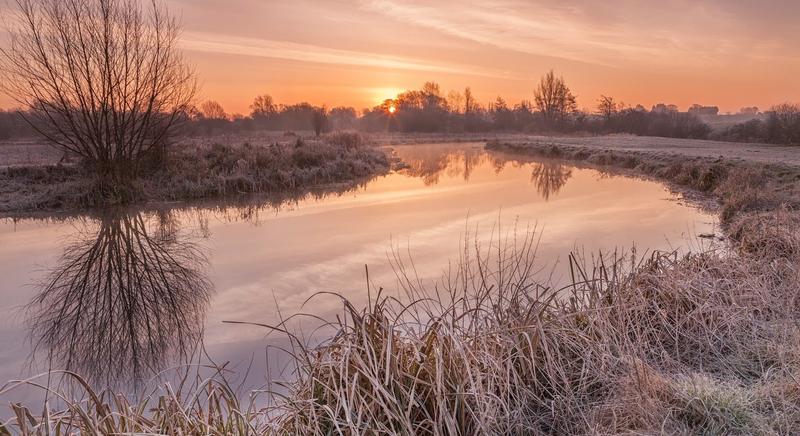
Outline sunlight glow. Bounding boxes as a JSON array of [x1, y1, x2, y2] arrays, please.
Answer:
[[371, 87, 406, 105]]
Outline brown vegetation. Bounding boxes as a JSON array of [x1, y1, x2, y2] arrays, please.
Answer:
[[0, 133, 389, 213]]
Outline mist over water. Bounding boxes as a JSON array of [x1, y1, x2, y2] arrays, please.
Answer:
[[0, 143, 716, 403]]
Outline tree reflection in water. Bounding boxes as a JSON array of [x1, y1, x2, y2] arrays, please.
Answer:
[[394, 145, 487, 185], [530, 161, 573, 200], [392, 144, 574, 200], [27, 210, 211, 388]]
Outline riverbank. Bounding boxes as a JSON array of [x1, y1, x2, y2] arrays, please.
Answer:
[[487, 140, 800, 224], [0, 133, 389, 214], [250, 141, 800, 434], [3, 136, 800, 434]]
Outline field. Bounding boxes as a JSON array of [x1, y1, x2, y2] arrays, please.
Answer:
[[7, 132, 798, 168]]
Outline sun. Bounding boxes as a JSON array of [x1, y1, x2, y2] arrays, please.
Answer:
[[388, 105, 397, 114]]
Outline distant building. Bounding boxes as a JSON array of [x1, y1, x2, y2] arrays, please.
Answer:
[[688, 104, 720, 116], [652, 103, 679, 114]]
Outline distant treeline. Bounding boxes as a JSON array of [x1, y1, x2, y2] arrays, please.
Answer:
[[2, 76, 799, 145], [710, 103, 800, 144], [0, 110, 37, 139]]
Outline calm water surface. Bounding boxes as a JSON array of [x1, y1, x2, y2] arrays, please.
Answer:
[[0, 143, 717, 404]]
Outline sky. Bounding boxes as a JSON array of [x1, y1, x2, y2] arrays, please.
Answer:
[[1, 0, 799, 114]]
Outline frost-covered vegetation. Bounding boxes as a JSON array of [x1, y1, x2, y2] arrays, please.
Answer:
[[0, 133, 388, 213], [4, 139, 800, 435]]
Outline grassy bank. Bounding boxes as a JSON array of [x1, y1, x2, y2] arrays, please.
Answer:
[[0, 132, 389, 214], [3, 140, 800, 435], [487, 140, 800, 224]]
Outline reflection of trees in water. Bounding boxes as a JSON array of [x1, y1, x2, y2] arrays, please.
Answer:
[[530, 161, 573, 200], [27, 211, 211, 388], [394, 146, 490, 185], [392, 145, 574, 200], [174, 179, 370, 228]]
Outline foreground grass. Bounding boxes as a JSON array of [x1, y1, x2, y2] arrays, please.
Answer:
[[0, 132, 388, 213], [3, 141, 800, 435]]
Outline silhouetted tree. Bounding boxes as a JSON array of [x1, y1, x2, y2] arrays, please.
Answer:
[[0, 0, 196, 189], [688, 104, 719, 116], [329, 106, 357, 131], [251, 94, 277, 119], [492, 97, 514, 130], [194, 101, 229, 135], [200, 101, 227, 120], [250, 94, 277, 130], [446, 90, 464, 114], [464, 87, 476, 114], [767, 103, 800, 144], [0, 110, 15, 139], [393, 82, 448, 132], [718, 118, 766, 142], [513, 101, 536, 130], [312, 106, 328, 136], [533, 71, 576, 125], [597, 95, 619, 122]]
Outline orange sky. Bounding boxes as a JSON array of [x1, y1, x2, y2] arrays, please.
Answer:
[[2, 0, 799, 114]]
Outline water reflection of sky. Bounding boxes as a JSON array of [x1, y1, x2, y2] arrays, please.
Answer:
[[0, 142, 717, 403]]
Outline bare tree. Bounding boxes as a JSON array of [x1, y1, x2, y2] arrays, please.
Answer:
[[533, 70, 576, 123], [250, 94, 276, 119], [312, 106, 328, 137], [464, 87, 476, 114], [768, 103, 800, 144], [199, 100, 227, 120], [597, 95, 618, 121], [0, 0, 196, 189], [446, 90, 463, 114]]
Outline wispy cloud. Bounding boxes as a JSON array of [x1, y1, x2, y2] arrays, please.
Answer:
[[180, 31, 526, 80], [357, 0, 799, 69], [357, 0, 657, 67]]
